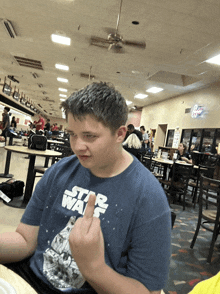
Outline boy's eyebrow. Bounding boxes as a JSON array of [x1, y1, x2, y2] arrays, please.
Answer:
[[66, 130, 97, 135]]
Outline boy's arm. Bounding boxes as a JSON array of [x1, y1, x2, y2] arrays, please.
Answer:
[[69, 195, 162, 294], [0, 223, 39, 264]]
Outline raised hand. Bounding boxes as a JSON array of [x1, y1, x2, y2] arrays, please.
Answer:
[[69, 194, 105, 278]]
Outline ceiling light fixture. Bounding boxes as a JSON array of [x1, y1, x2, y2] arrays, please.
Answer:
[[126, 101, 132, 105], [58, 88, 68, 92], [59, 94, 67, 97], [60, 98, 66, 101], [57, 77, 68, 83], [51, 34, 71, 46], [134, 94, 148, 99], [146, 87, 164, 93], [206, 54, 220, 65], [55, 64, 69, 71]]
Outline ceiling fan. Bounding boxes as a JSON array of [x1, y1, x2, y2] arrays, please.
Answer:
[[90, 0, 146, 53]]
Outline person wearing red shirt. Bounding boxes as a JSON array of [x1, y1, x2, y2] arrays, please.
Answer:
[[51, 123, 59, 131], [35, 115, 45, 132]]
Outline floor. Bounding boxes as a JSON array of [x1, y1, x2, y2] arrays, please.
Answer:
[[0, 146, 220, 293]]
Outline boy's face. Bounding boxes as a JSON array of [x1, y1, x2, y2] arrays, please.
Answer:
[[67, 114, 124, 176]]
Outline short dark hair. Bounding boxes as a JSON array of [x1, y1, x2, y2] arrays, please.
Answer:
[[61, 82, 128, 133], [140, 126, 145, 131], [4, 107, 10, 112], [127, 124, 134, 131]]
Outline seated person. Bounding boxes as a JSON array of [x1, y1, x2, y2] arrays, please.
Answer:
[[122, 133, 142, 158], [177, 142, 192, 164], [0, 82, 171, 294]]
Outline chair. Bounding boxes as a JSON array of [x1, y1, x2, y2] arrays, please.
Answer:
[[53, 145, 74, 162], [190, 175, 220, 263], [188, 165, 216, 207], [142, 152, 154, 171], [151, 160, 164, 179], [159, 162, 193, 210], [33, 145, 74, 184]]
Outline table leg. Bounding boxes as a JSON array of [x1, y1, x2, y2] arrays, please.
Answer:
[[0, 150, 14, 178], [4, 155, 36, 209], [44, 157, 49, 167]]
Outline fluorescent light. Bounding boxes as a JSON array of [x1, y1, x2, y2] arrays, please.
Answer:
[[59, 94, 67, 97], [58, 88, 68, 92], [57, 77, 68, 83], [206, 54, 220, 65], [51, 34, 71, 45], [126, 100, 132, 105], [134, 94, 148, 99], [60, 98, 66, 101], [146, 87, 164, 93], [55, 64, 69, 71]]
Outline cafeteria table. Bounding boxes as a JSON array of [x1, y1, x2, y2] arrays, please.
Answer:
[[0, 264, 37, 294], [151, 157, 193, 180], [2, 146, 62, 209]]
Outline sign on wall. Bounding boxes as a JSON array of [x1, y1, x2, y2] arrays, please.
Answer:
[[191, 104, 205, 119], [172, 130, 180, 148]]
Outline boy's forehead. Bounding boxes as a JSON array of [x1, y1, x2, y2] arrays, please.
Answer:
[[67, 113, 107, 131]]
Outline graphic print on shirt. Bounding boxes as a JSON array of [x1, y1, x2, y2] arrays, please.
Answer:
[[43, 185, 109, 290]]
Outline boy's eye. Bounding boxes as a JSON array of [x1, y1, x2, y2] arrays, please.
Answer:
[[84, 134, 96, 139]]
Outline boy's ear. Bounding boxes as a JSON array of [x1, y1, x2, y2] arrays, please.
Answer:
[[116, 126, 127, 143]]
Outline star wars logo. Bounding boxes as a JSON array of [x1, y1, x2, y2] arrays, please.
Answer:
[[62, 186, 109, 217]]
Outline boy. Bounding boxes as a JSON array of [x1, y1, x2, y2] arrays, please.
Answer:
[[0, 82, 171, 294]]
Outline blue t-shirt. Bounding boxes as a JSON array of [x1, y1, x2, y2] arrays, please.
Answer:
[[21, 155, 171, 293]]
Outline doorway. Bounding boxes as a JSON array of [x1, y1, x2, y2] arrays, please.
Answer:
[[155, 124, 167, 150]]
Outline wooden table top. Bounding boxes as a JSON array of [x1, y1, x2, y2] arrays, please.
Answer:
[[4, 145, 62, 157], [152, 157, 193, 166], [0, 265, 37, 294]]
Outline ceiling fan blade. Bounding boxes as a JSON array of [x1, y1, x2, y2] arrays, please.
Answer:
[[90, 36, 111, 44], [108, 43, 125, 53], [123, 40, 146, 49]]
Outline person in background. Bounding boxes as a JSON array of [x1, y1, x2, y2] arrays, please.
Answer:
[[122, 132, 142, 158], [11, 116, 17, 130], [0, 82, 171, 294], [51, 123, 59, 131], [126, 124, 142, 141], [140, 125, 149, 152], [1, 106, 10, 144], [35, 114, 45, 134], [44, 119, 50, 131], [177, 142, 192, 164]]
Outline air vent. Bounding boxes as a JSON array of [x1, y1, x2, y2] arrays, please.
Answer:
[[80, 73, 95, 79], [42, 91, 47, 95], [44, 110, 48, 113], [37, 104, 43, 108], [42, 97, 55, 102], [14, 56, 43, 70], [185, 108, 191, 113], [2, 19, 17, 38], [37, 84, 43, 88]]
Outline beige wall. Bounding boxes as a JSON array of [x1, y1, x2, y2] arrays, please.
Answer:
[[126, 111, 142, 127], [140, 81, 220, 150]]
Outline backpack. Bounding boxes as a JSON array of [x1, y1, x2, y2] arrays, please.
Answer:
[[0, 180, 24, 200], [28, 134, 47, 151]]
